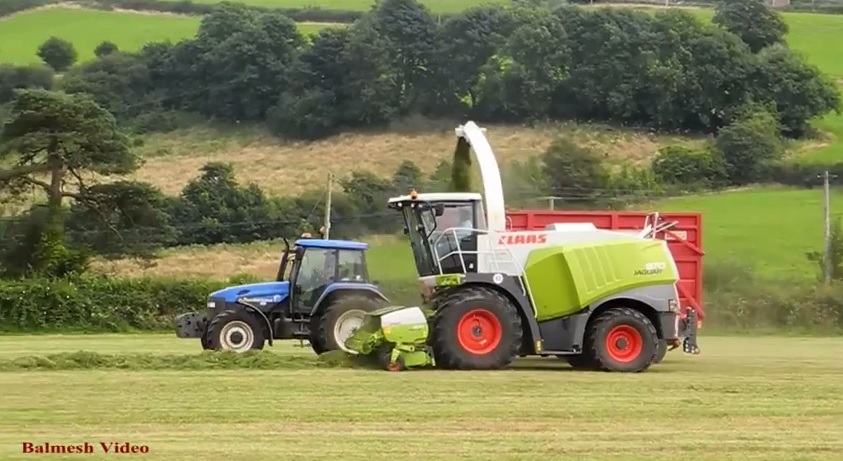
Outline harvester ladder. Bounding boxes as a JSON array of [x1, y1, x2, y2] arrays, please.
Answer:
[[431, 228, 539, 318]]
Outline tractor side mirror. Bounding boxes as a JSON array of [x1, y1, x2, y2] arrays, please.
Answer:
[[403, 227, 409, 235], [433, 204, 445, 216]]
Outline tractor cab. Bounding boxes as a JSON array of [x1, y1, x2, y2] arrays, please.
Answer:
[[388, 190, 486, 277], [285, 239, 370, 314]]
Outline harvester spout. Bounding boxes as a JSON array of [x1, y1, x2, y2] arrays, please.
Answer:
[[455, 122, 507, 232]]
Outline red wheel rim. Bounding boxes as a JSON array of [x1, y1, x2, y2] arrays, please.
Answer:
[[457, 309, 502, 355], [387, 362, 400, 372], [605, 325, 643, 363]]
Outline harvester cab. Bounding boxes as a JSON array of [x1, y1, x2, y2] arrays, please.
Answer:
[[175, 237, 388, 355], [347, 121, 700, 372]]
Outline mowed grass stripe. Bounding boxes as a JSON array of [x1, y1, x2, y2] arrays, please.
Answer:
[[0, 337, 841, 460]]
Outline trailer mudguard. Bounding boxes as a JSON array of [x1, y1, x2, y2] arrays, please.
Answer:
[[308, 283, 389, 316]]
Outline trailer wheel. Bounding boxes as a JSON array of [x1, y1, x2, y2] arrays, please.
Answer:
[[317, 294, 384, 353], [588, 307, 658, 372], [432, 287, 523, 370], [206, 309, 266, 352]]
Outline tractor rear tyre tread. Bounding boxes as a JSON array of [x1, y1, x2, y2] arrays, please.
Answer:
[[205, 309, 266, 352], [431, 286, 523, 370], [587, 307, 658, 373], [317, 294, 386, 353], [309, 315, 328, 355]]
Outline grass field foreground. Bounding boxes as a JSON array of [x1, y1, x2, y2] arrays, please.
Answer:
[[0, 335, 842, 460]]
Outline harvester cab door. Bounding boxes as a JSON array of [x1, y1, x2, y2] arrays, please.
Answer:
[[430, 201, 481, 274], [290, 247, 339, 314]]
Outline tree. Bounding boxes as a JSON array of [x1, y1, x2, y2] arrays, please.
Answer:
[[94, 41, 119, 58], [0, 64, 54, 103], [36, 37, 78, 72], [541, 136, 610, 202], [714, 109, 784, 185], [0, 90, 139, 212], [713, 0, 788, 53]]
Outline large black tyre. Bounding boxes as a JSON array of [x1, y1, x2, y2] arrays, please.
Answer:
[[587, 307, 658, 372], [431, 287, 523, 370], [206, 309, 266, 352], [317, 294, 386, 353], [308, 315, 328, 355], [653, 339, 668, 364], [200, 325, 212, 350], [564, 353, 599, 370]]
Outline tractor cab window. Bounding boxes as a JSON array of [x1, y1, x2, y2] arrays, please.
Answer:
[[337, 250, 367, 282], [293, 247, 337, 311]]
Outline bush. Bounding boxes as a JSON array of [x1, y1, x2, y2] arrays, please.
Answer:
[[651, 144, 728, 189], [0, 275, 420, 333], [0, 276, 224, 332], [36, 37, 78, 72], [715, 109, 784, 185], [0, 64, 54, 103]]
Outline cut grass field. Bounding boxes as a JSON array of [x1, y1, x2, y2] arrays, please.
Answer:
[[0, 334, 841, 460]]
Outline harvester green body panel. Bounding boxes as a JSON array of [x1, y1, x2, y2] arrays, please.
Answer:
[[524, 239, 678, 322]]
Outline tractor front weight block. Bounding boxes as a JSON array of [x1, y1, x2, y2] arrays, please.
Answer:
[[175, 312, 207, 339]]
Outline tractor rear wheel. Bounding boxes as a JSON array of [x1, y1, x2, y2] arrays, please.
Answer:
[[431, 287, 523, 370], [317, 295, 385, 353], [587, 307, 658, 372], [206, 309, 266, 352], [308, 316, 328, 355]]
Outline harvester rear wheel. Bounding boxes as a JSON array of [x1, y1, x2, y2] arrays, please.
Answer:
[[206, 309, 266, 352], [431, 287, 523, 370], [317, 294, 385, 353], [588, 307, 658, 373], [653, 340, 668, 364]]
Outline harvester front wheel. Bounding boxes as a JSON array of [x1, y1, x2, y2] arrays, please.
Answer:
[[588, 307, 658, 373], [206, 309, 266, 352], [432, 287, 523, 370], [317, 295, 384, 353]]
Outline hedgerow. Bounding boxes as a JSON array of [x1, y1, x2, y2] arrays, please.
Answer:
[[0, 276, 420, 332]]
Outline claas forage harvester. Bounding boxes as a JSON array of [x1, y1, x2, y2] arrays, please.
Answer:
[[345, 122, 700, 372]]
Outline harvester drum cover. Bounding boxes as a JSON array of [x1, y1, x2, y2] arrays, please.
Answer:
[[431, 286, 523, 369]]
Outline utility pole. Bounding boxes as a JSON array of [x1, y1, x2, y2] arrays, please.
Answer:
[[323, 173, 333, 240], [819, 170, 837, 284]]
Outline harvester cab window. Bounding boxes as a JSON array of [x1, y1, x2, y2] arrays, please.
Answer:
[[429, 202, 479, 275]]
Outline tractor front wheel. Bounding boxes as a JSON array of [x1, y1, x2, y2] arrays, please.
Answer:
[[431, 287, 523, 370], [588, 307, 658, 372], [206, 309, 266, 352], [317, 295, 385, 353], [308, 315, 328, 355]]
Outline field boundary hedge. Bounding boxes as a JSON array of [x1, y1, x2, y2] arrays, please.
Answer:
[[0, 270, 842, 334], [0, 276, 420, 333], [1, 0, 841, 24]]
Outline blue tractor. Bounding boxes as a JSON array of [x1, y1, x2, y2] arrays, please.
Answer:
[[175, 237, 389, 354]]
